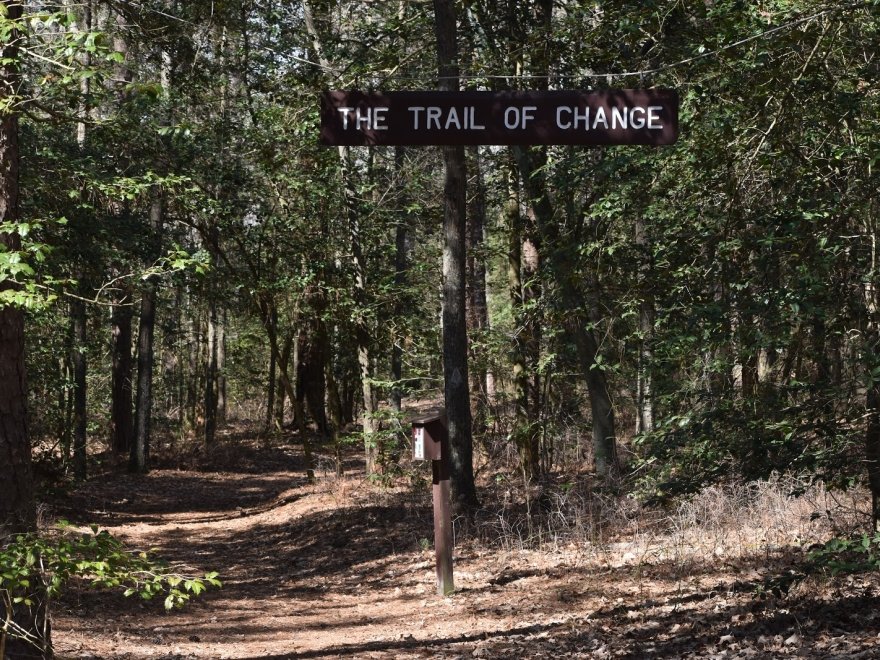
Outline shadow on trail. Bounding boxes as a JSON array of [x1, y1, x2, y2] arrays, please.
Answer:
[[55, 445, 315, 526], [235, 622, 553, 659], [150, 496, 434, 601], [219, 588, 880, 659]]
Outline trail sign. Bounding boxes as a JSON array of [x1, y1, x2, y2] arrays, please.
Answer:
[[320, 89, 678, 147]]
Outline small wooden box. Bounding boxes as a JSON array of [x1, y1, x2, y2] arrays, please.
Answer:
[[412, 413, 447, 461]]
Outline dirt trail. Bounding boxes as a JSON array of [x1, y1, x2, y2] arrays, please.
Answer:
[[50, 439, 880, 659]]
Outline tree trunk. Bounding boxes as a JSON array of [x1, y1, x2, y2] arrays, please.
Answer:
[[324, 327, 345, 477], [0, 2, 48, 654], [183, 289, 200, 437], [865, 229, 880, 531], [70, 292, 87, 480], [216, 308, 227, 425], [867, 381, 880, 532], [110, 290, 134, 454], [0, 103, 31, 539], [130, 191, 163, 474], [635, 217, 655, 435], [276, 331, 293, 429], [390, 146, 408, 414], [204, 301, 218, 444], [506, 164, 540, 478], [261, 300, 279, 434], [512, 144, 619, 481], [467, 147, 490, 448], [434, 0, 479, 511]]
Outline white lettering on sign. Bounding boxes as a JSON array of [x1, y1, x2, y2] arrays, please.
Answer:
[[339, 101, 666, 134], [338, 106, 390, 131], [551, 105, 664, 131], [373, 106, 388, 130], [409, 106, 425, 129], [556, 106, 571, 129], [630, 107, 646, 129], [504, 106, 538, 129], [446, 107, 461, 130], [427, 106, 442, 129], [407, 106, 486, 130], [468, 107, 486, 130], [337, 107, 354, 129]]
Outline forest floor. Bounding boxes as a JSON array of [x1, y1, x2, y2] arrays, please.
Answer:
[[45, 426, 880, 659]]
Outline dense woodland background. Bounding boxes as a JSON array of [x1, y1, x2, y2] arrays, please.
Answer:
[[1, 0, 880, 656]]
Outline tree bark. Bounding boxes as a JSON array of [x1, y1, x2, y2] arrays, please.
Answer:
[[275, 331, 293, 429], [0, 3, 49, 655], [204, 300, 218, 444], [434, 0, 479, 511], [512, 145, 619, 480], [505, 164, 540, 477], [264, 305, 277, 434], [70, 293, 87, 480], [466, 147, 490, 448], [110, 290, 134, 454], [635, 217, 655, 435], [867, 380, 880, 532], [130, 191, 163, 473], [0, 53, 33, 541], [216, 308, 227, 425], [390, 146, 408, 414]]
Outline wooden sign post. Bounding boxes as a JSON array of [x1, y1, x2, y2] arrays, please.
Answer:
[[411, 412, 454, 596]]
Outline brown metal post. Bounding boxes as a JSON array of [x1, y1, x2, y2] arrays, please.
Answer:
[[432, 440, 454, 596]]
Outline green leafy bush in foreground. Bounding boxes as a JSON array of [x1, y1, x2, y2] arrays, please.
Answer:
[[1, 522, 220, 653]]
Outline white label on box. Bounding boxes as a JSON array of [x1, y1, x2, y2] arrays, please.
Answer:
[[414, 427, 425, 460]]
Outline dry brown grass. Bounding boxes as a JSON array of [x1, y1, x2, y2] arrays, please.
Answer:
[[469, 474, 872, 572]]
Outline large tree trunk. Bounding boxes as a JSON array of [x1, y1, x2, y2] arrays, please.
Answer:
[[867, 380, 880, 532], [110, 290, 134, 454], [434, 0, 479, 511], [0, 3, 49, 655], [0, 6, 33, 539]]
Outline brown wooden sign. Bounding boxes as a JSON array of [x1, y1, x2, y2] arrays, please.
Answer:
[[320, 90, 678, 147]]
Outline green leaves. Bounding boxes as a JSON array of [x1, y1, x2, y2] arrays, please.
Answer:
[[0, 523, 221, 618], [808, 533, 880, 576]]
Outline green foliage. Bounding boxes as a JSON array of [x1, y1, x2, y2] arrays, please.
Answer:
[[808, 533, 880, 576], [0, 523, 220, 612], [1, 522, 220, 652]]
